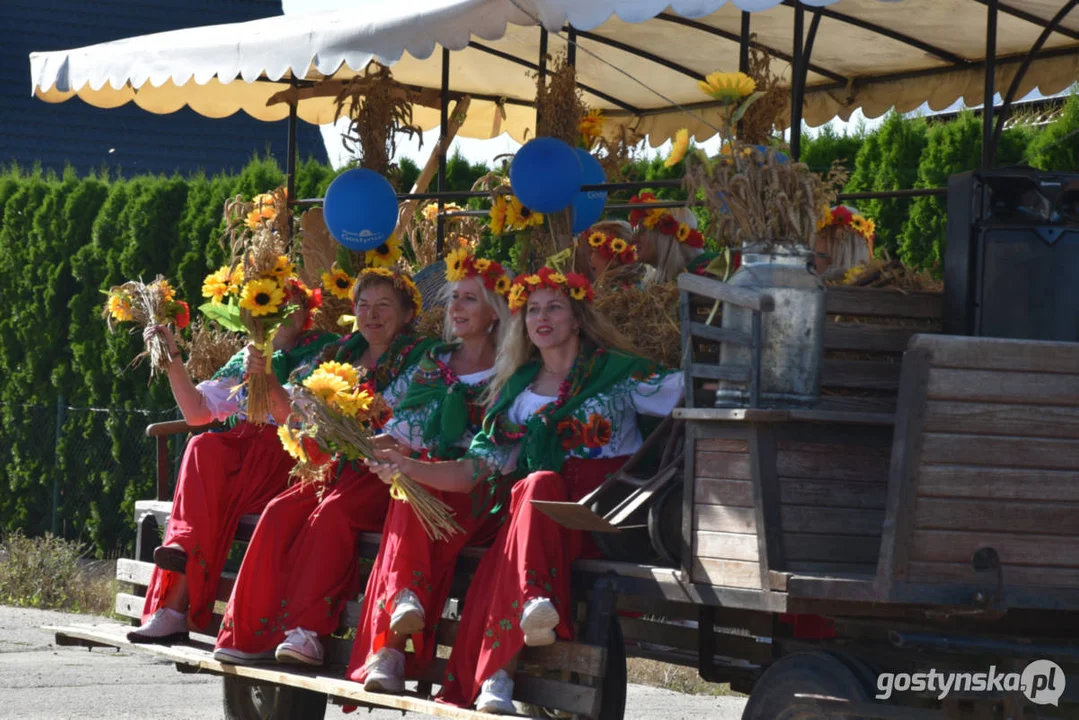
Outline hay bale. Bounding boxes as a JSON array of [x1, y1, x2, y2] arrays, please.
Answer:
[[594, 282, 681, 367]]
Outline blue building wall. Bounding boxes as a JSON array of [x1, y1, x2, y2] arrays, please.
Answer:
[[4, 0, 328, 176]]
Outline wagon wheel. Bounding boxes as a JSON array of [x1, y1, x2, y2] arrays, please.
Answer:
[[741, 651, 877, 720], [532, 613, 628, 720], [222, 675, 327, 720], [589, 491, 658, 564], [647, 478, 682, 566]]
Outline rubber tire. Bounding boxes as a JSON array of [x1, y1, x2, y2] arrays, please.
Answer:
[[647, 480, 682, 566], [741, 651, 875, 720], [222, 675, 327, 720]]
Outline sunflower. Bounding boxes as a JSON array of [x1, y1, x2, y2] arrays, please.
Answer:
[[547, 272, 567, 286], [698, 71, 757, 103], [202, 267, 231, 303], [675, 223, 691, 243], [489, 196, 508, 236], [587, 231, 607, 249], [421, 203, 440, 223], [664, 128, 690, 169], [445, 247, 470, 282], [303, 368, 352, 404], [579, 108, 605, 147], [507, 197, 543, 229], [239, 278, 286, 317], [851, 215, 874, 238], [473, 257, 492, 274], [228, 266, 245, 294], [364, 235, 401, 269], [334, 388, 373, 418], [106, 293, 134, 322], [569, 286, 588, 301], [315, 360, 360, 387], [322, 268, 353, 300], [507, 283, 528, 312], [642, 208, 666, 230], [277, 425, 307, 462], [524, 275, 542, 287], [494, 275, 511, 296], [270, 254, 294, 280], [609, 238, 628, 256], [816, 207, 834, 232]]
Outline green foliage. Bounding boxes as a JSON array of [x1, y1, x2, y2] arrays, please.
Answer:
[[0, 531, 115, 614], [800, 125, 865, 176], [1027, 93, 1079, 172]]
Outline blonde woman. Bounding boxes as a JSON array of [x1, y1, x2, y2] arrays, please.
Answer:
[[629, 192, 706, 284], [581, 220, 647, 288], [366, 268, 683, 713]]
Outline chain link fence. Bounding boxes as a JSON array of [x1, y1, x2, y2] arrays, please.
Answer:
[[0, 400, 186, 558]]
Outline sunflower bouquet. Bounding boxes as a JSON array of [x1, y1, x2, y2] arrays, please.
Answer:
[[198, 188, 303, 423], [102, 276, 190, 379], [281, 361, 464, 541]]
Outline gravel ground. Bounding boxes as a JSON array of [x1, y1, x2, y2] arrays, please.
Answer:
[[0, 606, 747, 720]]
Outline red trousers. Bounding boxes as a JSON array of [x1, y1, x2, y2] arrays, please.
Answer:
[[141, 422, 292, 630], [439, 456, 627, 708], [345, 486, 506, 685], [215, 461, 390, 654]]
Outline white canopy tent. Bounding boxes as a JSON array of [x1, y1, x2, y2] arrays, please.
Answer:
[[29, 0, 1079, 153]]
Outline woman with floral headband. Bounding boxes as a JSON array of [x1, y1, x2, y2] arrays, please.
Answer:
[[582, 220, 646, 288], [213, 267, 436, 667], [629, 192, 706, 284], [128, 278, 334, 644], [366, 267, 684, 713], [347, 249, 514, 694], [813, 205, 875, 280]]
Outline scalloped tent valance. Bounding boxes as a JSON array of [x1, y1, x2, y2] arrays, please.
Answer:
[[29, 0, 1079, 146]]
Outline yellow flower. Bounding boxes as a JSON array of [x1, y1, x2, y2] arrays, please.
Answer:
[[842, 264, 867, 285], [664, 128, 690, 168], [507, 196, 543, 229], [277, 425, 307, 462], [315, 360, 359, 387], [851, 215, 875, 238], [239, 278, 286, 317], [365, 234, 402, 269], [228, 266, 244, 294], [361, 267, 395, 281], [488, 196, 508, 236], [202, 267, 230, 303], [816, 207, 834, 232], [494, 275, 511, 296], [473, 258, 492, 273], [334, 388, 373, 418], [155, 280, 175, 303], [524, 275, 542, 287], [445, 247, 470, 282], [609, 238, 628, 256], [579, 109, 605, 146], [507, 284, 527, 312], [587, 231, 607, 249], [675, 223, 691, 242], [548, 272, 567, 286], [421, 204, 439, 223], [642, 209, 665, 230], [106, 293, 134, 322], [569, 286, 588, 301], [245, 209, 263, 230], [303, 368, 352, 404], [322, 268, 353, 300], [698, 71, 757, 103], [270, 254, 294, 280]]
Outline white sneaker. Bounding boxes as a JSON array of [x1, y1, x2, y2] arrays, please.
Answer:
[[389, 589, 425, 636], [519, 597, 559, 647], [126, 608, 188, 644], [363, 647, 405, 693], [274, 627, 324, 666], [475, 669, 516, 715], [212, 646, 276, 665]]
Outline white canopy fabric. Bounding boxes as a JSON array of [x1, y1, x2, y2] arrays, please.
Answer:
[[29, 0, 1079, 146]]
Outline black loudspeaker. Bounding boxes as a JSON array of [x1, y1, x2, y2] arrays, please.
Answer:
[[943, 168, 1079, 341]]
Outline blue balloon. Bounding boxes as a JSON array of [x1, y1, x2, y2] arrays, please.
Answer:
[[509, 137, 583, 214], [571, 149, 607, 233], [323, 169, 398, 251]]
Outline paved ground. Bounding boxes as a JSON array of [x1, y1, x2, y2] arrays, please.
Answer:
[[0, 606, 747, 720]]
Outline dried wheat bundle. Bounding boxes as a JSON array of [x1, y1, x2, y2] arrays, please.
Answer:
[[102, 276, 190, 379], [594, 282, 681, 367], [415, 305, 446, 340], [740, 42, 788, 145], [334, 63, 422, 177], [185, 320, 245, 383]]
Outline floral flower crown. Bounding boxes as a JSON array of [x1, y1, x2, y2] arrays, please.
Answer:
[[817, 206, 876, 251], [285, 278, 323, 331], [628, 192, 705, 249], [507, 267, 594, 313], [359, 267, 424, 316], [586, 229, 638, 264], [444, 248, 512, 298]]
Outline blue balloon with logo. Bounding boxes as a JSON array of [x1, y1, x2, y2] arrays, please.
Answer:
[[571, 149, 607, 233], [323, 168, 398, 251], [509, 137, 583, 214]]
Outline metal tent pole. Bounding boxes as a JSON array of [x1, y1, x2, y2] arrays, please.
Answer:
[[738, 12, 751, 136], [982, 0, 999, 170], [436, 48, 450, 258], [285, 82, 298, 243], [567, 25, 577, 67], [537, 27, 549, 130], [790, 2, 805, 160]]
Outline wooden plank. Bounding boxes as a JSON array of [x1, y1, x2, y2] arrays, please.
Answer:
[[695, 438, 749, 453], [914, 498, 1079, 536], [785, 561, 877, 575], [779, 506, 885, 537], [678, 273, 775, 312], [691, 558, 762, 589], [906, 561, 1079, 588], [146, 420, 214, 437], [921, 433, 1079, 470], [919, 465, 1079, 502], [688, 321, 752, 347], [695, 452, 752, 481], [749, 424, 782, 590], [782, 533, 881, 564], [825, 323, 920, 353], [694, 505, 757, 534], [786, 573, 880, 602], [911, 334, 1079, 374], [815, 396, 898, 414], [786, 408, 895, 426], [692, 363, 750, 383], [620, 617, 699, 652], [926, 368, 1079, 406], [778, 479, 887, 509], [673, 407, 788, 422], [776, 451, 889, 482], [825, 288, 943, 319], [695, 477, 753, 506], [821, 360, 902, 391], [923, 400, 1079, 439], [776, 435, 894, 455], [680, 424, 697, 582], [117, 559, 237, 601], [911, 529, 1079, 568], [694, 531, 759, 561]]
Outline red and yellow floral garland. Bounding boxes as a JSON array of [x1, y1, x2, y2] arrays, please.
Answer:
[[507, 267, 594, 313], [586, 229, 638, 264], [628, 192, 705, 249], [444, 248, 512, 297], [817, 206, 876, 254]]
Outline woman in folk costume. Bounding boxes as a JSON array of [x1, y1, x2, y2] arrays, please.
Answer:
[[345, 250, 514, 693], [213, 267, 435, 666], [813, 205, 875, 281], [629, 192, 706, 284], [129, 280, 334, 643], [581, 220, 647, 289], [366, 267, 684, 713]]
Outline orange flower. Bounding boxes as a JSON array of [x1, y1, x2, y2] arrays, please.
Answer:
[[557, 417, 586, 451], [582, 414, 612, 449]]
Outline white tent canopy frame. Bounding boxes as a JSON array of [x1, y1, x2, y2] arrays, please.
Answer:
[[28, 0, 1079, 247]]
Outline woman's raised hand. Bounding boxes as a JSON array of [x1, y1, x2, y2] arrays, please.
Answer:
[[144, 324, 180, 359], [244, 342, 267, 376]]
